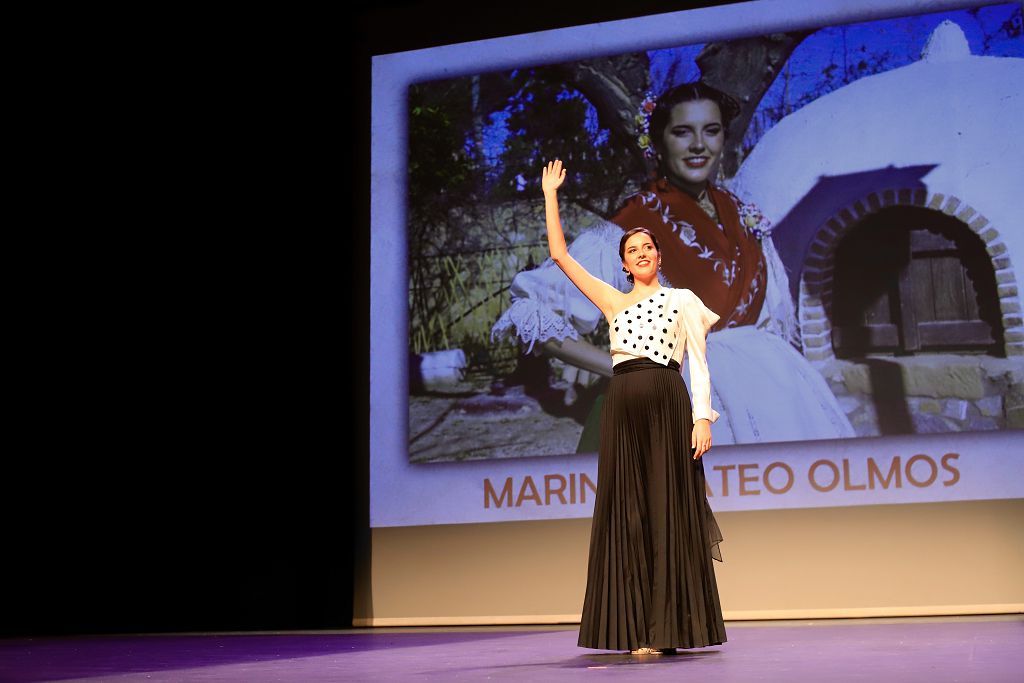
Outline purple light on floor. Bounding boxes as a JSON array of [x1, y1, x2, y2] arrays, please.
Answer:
[[1, 617, 1021, 682]]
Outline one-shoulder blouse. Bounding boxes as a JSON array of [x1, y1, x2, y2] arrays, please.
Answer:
[[609, 287, 721, 424]]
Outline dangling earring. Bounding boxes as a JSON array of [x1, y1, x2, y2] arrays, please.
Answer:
[[714, 162, 724, 187]]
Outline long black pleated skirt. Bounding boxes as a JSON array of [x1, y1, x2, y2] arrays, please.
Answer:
[[577, 357, 726, 651]]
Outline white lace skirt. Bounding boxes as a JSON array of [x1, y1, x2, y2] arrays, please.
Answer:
[[684, 326, 856, 445]]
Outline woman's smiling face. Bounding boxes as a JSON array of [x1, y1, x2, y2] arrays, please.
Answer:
[[658, 98, 724, 193], [622, 231, 660, 281]]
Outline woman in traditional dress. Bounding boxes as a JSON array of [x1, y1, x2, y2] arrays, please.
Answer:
[[538, 156, 726, 654], [492, 81, 854, 446]]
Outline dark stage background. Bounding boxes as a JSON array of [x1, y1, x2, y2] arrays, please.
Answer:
[[1, 0, 741, 637]]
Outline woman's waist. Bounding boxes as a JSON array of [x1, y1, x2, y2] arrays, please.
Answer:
[[612, 355, 681, 375]]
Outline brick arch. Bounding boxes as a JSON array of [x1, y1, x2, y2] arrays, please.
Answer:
[[798, 188, 1024, 366]]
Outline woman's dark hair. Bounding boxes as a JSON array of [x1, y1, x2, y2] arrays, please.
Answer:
[[648, 81, 740, 170], [619, 228, 661, 284]]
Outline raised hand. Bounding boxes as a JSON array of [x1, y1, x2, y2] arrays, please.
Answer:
[[537, 156, 623, 332], [541, 159, 567, 195]]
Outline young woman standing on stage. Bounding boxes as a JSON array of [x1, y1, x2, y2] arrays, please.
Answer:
[[538, 157, 726, 655]]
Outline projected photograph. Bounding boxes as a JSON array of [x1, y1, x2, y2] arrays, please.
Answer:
[[406, 3, 1024, 464]]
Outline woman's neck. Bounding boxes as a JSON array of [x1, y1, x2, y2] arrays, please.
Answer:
[[630, 278, 662, 295]]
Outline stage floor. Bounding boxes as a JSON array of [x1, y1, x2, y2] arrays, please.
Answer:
[[2, 614, 1021, 682]]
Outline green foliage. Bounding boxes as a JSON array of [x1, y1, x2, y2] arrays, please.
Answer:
[[491, 68, 639, 212], [408, 86, 475, 229], [406, 67, 647, 371]]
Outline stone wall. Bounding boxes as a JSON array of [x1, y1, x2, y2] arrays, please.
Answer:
[[820, 354, 1024, 437]]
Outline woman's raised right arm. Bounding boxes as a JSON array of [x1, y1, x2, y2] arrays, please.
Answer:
[[542, 160, 622, 319]]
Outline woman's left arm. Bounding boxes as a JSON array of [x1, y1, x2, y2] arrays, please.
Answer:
[[681, 290, 722, 458]]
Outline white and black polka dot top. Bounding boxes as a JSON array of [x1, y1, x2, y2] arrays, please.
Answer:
[[608, 286, 722, 423]]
